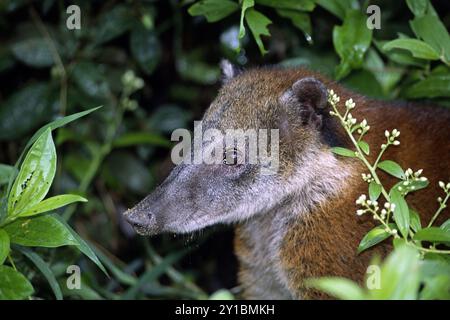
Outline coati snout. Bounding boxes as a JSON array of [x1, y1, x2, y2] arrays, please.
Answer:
[[124, 62, 450, 299]]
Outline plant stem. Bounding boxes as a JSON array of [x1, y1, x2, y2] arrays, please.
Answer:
[[332, 103, 400, 238], [373, 140, 389, 169], [427, 192, 450, 228], [333, 108, 391, 202], [366, 207, 398, 238], [410, 242, 450, 254], [8, 254, 17, 271], [331, 99, 450, 255]]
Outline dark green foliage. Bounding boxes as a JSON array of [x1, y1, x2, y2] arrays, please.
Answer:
[[0, 0, 449, 300]]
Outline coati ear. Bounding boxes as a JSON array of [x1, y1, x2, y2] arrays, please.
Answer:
[[279, 77, 328, 129], [220, 59, 241, 82]]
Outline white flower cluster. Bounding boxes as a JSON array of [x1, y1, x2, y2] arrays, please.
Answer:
[[345, 113, 357, 126], [357, 119, 370, 135], [328, 89, 340, 106], [438, 181, 450, 192], [345, 98, 355, 109], [328, 92, 372, 141], [122, 70, 144, 91], [437, 181, 450, 204], [382, 129, 401, 148], [355, 194, 382, 215], [121, 70, 144, 110], [355, 195, 397, 234], [396, 168, 428, 194], [361, 173, 374, 183]]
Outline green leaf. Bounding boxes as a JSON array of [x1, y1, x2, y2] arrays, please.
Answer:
[[414, 227, 450, 243], [333, 10, 372, 79], [245, 8, 272, 55], [331, 147, 356, 158], [368, 181, 382, 201], [0, 165, 15, 186], [8, 128, 56, 216], [393, 237, 407, 249], [209, 289, 235, 300], [91, 245, 136, 286], [305, 277, 365, 300], [375, 39, 427, 68], [130, 26, 161, 75], [408, 179, 429, 192], [420, 274, 450, 300], [383, 39, 440, 60], [4, 215, 78, 248], [148, 105, 193, 134], [18, 194, 87, 218], [358, 141, 370, 155], [72, 62, 111, 99], [188, 0, 239, 22], [358, 224, 393, 254], [409, 209, 422, 232], [52, 215, 108, 275], [94, 5, 133, 45], [23, 106, 102, 156], [61, 279, 103, 300], [403, 74, 450, 98], [377, 160, 405, 179], [15, 246, 62, 300], [0, 229, 9, 265], [390, 178, 429, 196], [276, 9, 312, 43], [256, 0, 316, 11], [420, 254, 450, 278], [0, 83, 52, 140], [420, 255, 450, 300], [11, 38, 54, 67], [364, 49, 404, 96], [406, 0, 428, 16], [389, 188, 410, 238], [440, 219, 450, 232], [316, 0, 359, 19], [410, 13, 450, 64], [343, 69, 384, 98], [106, 152, 153, 195], [0, 106, 101, 223], [369, 244, 420, 299], [0, 265, 34, 299], [239, 0, 255, 39]]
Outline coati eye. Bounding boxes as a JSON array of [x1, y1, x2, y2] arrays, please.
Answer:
[[223, 148, 241, 166]]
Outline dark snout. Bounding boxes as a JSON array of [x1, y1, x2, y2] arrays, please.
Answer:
[[124, 207, 159, 236]]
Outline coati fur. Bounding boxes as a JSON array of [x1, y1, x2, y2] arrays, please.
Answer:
[[125, 62, 450, 299]]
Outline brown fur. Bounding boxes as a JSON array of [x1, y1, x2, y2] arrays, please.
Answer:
[[231, 67, 450, 299]]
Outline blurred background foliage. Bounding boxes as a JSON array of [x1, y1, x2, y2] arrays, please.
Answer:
[[0, 0, 449, 299]]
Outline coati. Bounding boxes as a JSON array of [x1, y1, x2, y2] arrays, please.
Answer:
[[124, 61, 450, 299]]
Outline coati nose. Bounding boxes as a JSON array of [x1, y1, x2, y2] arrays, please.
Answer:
[[124, 209, 158, 236]]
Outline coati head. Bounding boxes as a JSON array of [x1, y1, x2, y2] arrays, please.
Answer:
[[124, 61, 346, 235]]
